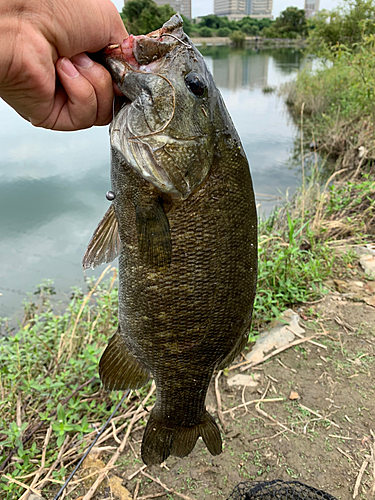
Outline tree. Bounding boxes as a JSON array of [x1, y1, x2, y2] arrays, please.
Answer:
[[264, 7, 307, 38], [217, 27, 232, 37], [121, 0, 175, 35], [307, 0, 375, 52], [230, 30, 246, 47], [199, 26, 213, 37]]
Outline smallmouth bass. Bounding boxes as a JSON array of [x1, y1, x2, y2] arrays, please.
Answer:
[[83, 15, 257, 465]]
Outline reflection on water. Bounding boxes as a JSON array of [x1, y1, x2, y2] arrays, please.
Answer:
[[0, 47, 303, 319]]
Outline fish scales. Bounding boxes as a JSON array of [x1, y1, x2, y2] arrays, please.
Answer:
[[83, 14, 257, 466]]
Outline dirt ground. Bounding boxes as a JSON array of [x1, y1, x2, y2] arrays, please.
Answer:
[[74, 288, 375, 500]]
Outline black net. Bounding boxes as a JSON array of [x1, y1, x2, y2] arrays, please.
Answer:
[[226, 480, 338, 500]]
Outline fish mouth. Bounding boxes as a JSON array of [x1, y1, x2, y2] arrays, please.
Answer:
[[104, 14, 187, 70], [107, 15, 208, 200]]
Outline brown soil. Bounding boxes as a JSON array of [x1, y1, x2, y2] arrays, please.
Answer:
[[76, 292, 375, 500]]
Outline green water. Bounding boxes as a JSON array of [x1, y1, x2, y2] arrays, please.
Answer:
[[0, 47, 303, 319]]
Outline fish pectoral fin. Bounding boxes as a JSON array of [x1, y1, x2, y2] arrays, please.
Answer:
[[141, 410, 222, 466], [82, 204, 122, 270], [136, 199, 172, 270], [99, 329, 150, 391]]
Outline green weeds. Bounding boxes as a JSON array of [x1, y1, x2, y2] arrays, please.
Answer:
[[0, 269, 127, 499], [253, 210, 333, 328]]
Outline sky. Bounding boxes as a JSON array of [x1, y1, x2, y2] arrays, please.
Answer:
[[111, 0, 341, 19]]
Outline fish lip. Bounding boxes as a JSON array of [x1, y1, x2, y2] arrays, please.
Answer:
[[104, 14, 186, 69]]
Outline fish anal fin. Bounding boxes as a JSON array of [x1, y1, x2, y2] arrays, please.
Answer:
[[82, 204, 121, 270], [135, 198, 172, 271], [99, 329, 150, 391], [141, 410, 222, 466]]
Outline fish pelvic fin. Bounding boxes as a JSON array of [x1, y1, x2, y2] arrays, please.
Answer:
[[135, 198, 172, 271], [99, 329, 150, 391], [141, 410, 222, 466], [82, 204, 121, 270]]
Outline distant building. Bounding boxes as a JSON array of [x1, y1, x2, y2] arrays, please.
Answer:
[[153, 0, 191, 18], [214, 0, 273, 21], [304, 0, 320, 18]]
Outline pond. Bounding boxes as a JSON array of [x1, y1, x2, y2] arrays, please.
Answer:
[[0, 47, 303, 320]]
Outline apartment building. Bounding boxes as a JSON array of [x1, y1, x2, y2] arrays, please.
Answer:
[[304, 0, 320, 18], [153, 0, 191, 18], [214, 0, 272, 21]]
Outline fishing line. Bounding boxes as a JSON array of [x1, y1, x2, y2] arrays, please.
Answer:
[[159, 33, 192, 48], [52, 390, 130, 500]]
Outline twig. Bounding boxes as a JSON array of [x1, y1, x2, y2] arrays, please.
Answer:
[[16, 393, 22, 429], [128, 465, 147, 481], [276, 358, 297, 373], [19, 425, 53, 500], [141, 471, 194, 500], [214, 371, 226, 432], [370, 429, 375, 497], [133, 480, 140, 500], [138, 493, 167, 500], [239, 334, 326, 372], [253, 429, 286, 442], [289, 328, 328, 349], [35, 435, 71, 490], [2, 475, 42, 497], [81, 382, 155, 500], [222, 398, 284, 415], [67, 265, 112, 357], [253, 381, 295, 435], [337, 447, 352, 462], [111, 421, 122, 445], [353, 457, 369, 498], [299, 404, 340, 428], [329, 435, 356, 440], [301, 101, 306, 221]]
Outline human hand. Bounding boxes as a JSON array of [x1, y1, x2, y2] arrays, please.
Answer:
[[0, 0, 127, 131]]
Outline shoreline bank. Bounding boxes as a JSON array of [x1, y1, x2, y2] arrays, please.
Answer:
[[191, 36, 306, 48]]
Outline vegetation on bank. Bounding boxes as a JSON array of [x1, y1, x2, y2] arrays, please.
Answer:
[[2, 1, 375, 497], [286, 0, 375, 175]]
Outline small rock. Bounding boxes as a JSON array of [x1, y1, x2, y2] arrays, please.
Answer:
[[227, 373, 261, 387], [358, 145, 368, 158], [246, 309, 305, 364], [365, 282, 375, 294], [365, 295, 375, 308], [354, 245, 375, 257], [289, 391, 300, 400], [28, 495, 44, 500], [109, 475, 132, 500], [360, 254, 375, 279]]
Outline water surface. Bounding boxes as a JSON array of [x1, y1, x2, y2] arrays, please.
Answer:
[[0, 47, 303, 319]]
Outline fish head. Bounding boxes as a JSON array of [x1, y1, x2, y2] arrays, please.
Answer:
[[106, 15, 219, 200]]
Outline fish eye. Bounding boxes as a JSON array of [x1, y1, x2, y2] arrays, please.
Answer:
[[185, 72, 206, 97]]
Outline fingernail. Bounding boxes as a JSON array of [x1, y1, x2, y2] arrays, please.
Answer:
[[60, 57, 79, 78], [72, 53, 94, 69]]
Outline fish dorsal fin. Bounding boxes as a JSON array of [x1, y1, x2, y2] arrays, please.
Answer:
[[135, 199, 172, 270], [82, 204, 122, 270]]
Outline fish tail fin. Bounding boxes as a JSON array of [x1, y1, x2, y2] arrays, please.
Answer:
[[141, 410, 222, 465]]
